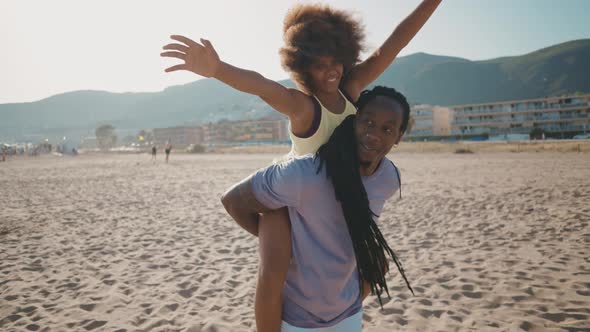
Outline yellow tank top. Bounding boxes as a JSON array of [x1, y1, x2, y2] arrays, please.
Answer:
[[288, 90, 357, 156]]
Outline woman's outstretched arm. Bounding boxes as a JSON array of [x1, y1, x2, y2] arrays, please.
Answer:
[[162, 35, 310, 121], [344, 0, 442, 99]]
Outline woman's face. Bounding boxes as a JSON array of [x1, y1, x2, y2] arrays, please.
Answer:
[[307, 55, 344, 94]]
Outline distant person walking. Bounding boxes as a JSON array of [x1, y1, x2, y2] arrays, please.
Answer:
[[151, 145, 157, 162], [165, 143, 172, 163]]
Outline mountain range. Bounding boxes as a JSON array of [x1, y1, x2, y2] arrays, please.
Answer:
[[1, 39, 589, 142]]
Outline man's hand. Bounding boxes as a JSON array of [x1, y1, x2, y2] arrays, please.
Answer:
[[161, 35, 221, 77]]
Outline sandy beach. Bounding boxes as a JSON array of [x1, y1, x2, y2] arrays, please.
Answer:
[[1, 152, 589, 331]]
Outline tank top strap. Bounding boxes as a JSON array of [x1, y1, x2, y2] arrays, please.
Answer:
[[311, 94, 327, 111], [338, 88, 356, 106], [313, 91, 357, 117]]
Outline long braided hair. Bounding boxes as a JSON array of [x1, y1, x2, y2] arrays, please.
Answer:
[[315, 86, 413, 307]]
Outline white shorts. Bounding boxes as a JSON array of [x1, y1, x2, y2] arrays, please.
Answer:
[[280, 310, 362, 332]]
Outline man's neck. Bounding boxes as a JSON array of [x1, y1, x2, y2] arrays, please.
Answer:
[[359, 159, 383, 177]]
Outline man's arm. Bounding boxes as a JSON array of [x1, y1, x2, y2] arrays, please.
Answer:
[[220, 176, 273, 236], [343, 0, 442, 99]]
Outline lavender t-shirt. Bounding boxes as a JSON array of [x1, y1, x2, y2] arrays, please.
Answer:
[[250, 154, 400, 328]]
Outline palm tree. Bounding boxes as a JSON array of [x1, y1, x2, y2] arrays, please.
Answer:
[[95, 124, 117, 150]]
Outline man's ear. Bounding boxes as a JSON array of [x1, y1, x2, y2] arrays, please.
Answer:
[[395, 131, 405, 144]]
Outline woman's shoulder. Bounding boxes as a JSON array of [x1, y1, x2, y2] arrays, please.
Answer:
[[339, 80, 361, 104], [339, 87, 357, 105], [289, 88, 317, 106], [288, 89, 321, 133]]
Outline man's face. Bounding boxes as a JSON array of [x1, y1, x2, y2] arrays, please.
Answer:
[[354, 96, 404, 175]]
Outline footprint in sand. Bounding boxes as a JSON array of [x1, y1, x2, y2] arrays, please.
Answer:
[[415, 308, 445, 319], [21, 306, 37, 315], [25, 323, 40, 331], [79, 304, 96, 312], [178, 287, 198, 299], [381, 308, 404, 315], [167, 303, 179, 311], [463, 291, 483, 299], [539, 312, 588, 323], [461, 284, 475, 291]]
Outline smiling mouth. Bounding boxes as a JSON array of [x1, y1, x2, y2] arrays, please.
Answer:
[[360, 142, 377, 152]]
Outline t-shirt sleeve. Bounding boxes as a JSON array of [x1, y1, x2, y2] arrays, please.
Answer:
[[385, 159, 401, 199], [391, 162, 401, 198], [250, 158, 306, 210], [371, 159, 401, 218]]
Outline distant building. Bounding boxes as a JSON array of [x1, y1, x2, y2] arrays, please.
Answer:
[[203, 117, 289, 145], [198, 94, 590, 143], [406, 105, 452, 139], [202, 120, 233, 144], [153, 126, 204, 146], [80, 136, 98, 149], [238, 117, 289, 143], [450, 94, 590, 138]]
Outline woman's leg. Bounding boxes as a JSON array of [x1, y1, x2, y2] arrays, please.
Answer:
[[256, 207, 292, 332]]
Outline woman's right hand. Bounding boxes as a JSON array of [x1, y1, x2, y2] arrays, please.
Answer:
[[161, 35, 221, 78], [161, 35, 307, 121]]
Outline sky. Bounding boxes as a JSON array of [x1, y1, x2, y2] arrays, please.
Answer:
[[1, 0, 589, 104]]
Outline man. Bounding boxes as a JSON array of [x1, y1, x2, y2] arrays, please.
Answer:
[[165, 143, 172, 163], [221, 86, 412, 331]]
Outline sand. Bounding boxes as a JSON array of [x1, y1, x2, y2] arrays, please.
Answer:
[[1, 152, 589, 331]]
